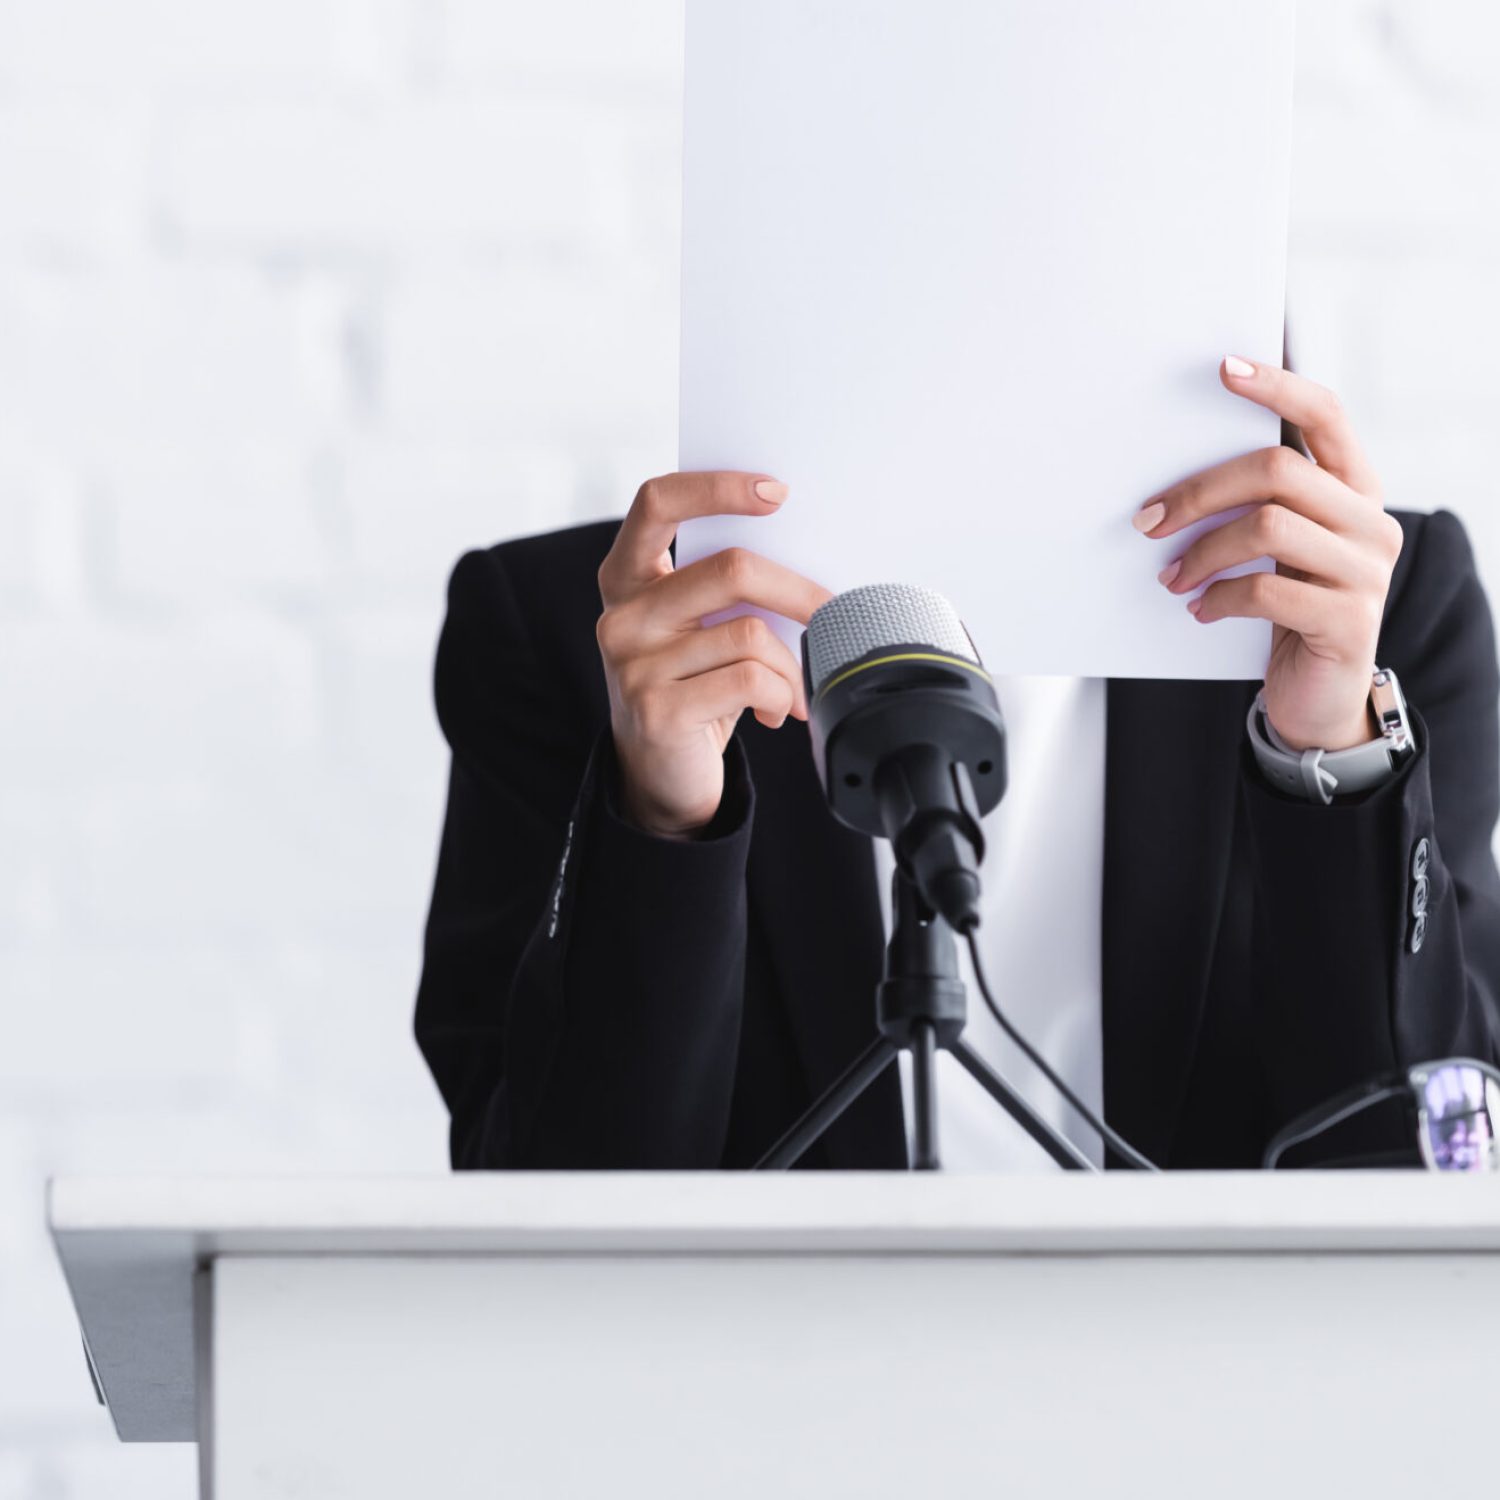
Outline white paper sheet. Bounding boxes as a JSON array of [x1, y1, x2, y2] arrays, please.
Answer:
[[679, 0, 1294, 679]]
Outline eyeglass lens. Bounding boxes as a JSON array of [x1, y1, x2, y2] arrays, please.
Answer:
[[1420, 1064, 1500, 1172]]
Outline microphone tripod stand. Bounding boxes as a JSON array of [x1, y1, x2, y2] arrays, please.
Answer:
[[755, 868, 1091, 1171]]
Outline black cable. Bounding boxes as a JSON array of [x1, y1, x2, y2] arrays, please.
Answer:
[[962, 928, 1161, 1172]]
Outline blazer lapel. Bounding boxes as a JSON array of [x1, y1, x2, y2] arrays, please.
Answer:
[[1102, 677, 1256, 1165], [739, 715, 907, 1169]]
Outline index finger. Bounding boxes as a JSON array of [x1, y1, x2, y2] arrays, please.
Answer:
[[1220, 357, 1381, 498], [599, 471, 787, 603]]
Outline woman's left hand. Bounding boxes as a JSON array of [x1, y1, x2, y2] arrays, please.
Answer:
[[1132, 357, 1405, 751]]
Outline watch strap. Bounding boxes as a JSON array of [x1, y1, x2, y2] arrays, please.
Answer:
[[1255, 717, 1341, 802], [1247, 674, 1416, 805]]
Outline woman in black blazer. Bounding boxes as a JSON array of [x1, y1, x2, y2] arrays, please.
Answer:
[[414, 358, 1500, 1170]]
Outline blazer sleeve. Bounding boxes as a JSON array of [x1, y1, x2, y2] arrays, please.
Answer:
[[414, 548, 755, 1169], [1243, 509, 1500, 1157]]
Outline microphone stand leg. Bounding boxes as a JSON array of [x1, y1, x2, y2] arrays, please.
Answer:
[[755, 1036, 899, 1170], [910, 1021, 940, 1171], [947, 1039, 1094, 1171], [754, 874, 1093, 1173]]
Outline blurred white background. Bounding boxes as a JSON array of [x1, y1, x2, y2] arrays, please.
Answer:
[[1, 3, 1498, 1493]]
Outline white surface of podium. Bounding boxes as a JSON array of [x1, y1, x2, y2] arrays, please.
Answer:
[[49, 1173, 1500, 1499]]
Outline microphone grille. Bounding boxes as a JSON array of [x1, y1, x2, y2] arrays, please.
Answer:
[[805, 583, 979, 694]]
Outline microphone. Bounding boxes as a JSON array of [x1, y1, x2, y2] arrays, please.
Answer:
[[801, 583, 1007, 933]]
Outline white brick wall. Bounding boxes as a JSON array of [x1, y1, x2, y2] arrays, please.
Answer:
[[1, 4, 1498, 1492], [1289, 3, 1500, 592]]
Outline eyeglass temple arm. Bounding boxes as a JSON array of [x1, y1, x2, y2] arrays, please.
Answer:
[[1262, 1074, 1409, 1171]]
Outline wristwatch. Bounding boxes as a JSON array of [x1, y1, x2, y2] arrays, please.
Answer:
[[1247, 667, 1417, 805]]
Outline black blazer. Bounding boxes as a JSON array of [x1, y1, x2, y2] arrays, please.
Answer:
[[415, 510, 1500, 1170]]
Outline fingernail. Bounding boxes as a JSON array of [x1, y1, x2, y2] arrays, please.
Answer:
[[1186, 596, 1203, 617], [1157, 558, 1182, 588], [1224, 355, 1256, 379], [1133, 500, 1166, 533], [754, 479, 788, 505]]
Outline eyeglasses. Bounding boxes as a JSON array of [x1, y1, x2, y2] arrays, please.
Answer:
[[1263, 1058, 1500, 1172]]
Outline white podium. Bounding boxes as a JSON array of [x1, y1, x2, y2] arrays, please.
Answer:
[[49, 1173, 1500, 1499]]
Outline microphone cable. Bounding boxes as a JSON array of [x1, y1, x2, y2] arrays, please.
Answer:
[[963, 928, 1161, 1173]]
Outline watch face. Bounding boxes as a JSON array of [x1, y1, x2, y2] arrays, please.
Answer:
[[1372, 668, 1415, 755]]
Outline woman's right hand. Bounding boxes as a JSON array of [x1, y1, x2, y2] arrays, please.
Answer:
[[596, 472, 832, 839]]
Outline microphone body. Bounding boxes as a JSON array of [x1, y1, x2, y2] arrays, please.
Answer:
[[801, 584, 1007, 932]]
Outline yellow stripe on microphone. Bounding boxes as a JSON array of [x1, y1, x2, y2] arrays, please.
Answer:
[[814, 651, 993, 703]]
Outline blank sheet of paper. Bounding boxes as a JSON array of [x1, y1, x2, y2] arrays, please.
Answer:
[[678, 0, 1294, 679]]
